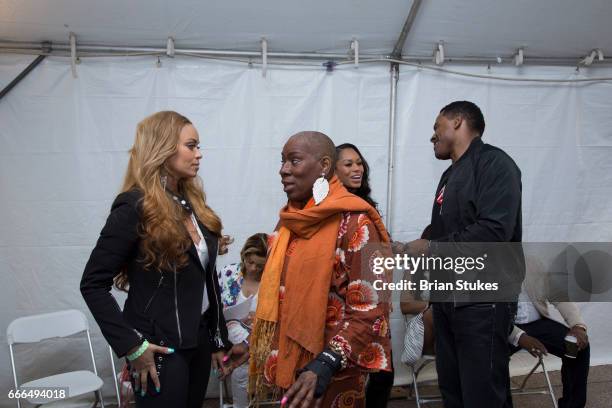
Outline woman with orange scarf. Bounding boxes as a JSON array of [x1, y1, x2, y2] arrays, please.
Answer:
[[248, 131, 392, 407]]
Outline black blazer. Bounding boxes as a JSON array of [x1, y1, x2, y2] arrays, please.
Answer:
[[81, 190, 230, 357]]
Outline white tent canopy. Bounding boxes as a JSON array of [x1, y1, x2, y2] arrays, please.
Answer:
[[1, 0, 612, 62], [1, 1, 612, 407]]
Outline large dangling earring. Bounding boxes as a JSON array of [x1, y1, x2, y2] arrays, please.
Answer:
[[312, 172, 329, 205], [161, 175, 168, 191]]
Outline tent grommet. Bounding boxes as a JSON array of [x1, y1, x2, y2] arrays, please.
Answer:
[[261, 37, 268, 77], [69, 32, 78, 78], [166, 37, 175, 58], [350, 38, 359, 68], [323, 61, 336, 72]]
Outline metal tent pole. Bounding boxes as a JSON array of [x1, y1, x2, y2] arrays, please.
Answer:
[[385, 63, 400, 231], [385, 0, 424, 232]]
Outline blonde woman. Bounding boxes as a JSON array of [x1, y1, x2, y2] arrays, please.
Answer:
[[217, 233, 268, 408], [81, 111, 231, 408]]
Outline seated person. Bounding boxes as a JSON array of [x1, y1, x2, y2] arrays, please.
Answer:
[[508, 257, 590, 408], [400, 272, 435, 363], [399, 254, 590, 408], [399, 226, 435, 364], [218, 233, 268, 408]]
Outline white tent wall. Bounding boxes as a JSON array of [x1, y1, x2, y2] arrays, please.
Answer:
[[390, 64, 612, 384], [1, 54, 612, 406], [0, 55, 391, 406]]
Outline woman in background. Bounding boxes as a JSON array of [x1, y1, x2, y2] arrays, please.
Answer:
[[218, 233, 268, 408], [335, 143, 378, 209], [335, 143, 393, 408]]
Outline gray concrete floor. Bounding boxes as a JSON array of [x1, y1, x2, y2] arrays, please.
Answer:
[[388, 364, 612, 408], [198, 364, 611, 408]]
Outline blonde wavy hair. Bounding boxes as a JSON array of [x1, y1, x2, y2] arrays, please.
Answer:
[[115, 111, 222, 290]]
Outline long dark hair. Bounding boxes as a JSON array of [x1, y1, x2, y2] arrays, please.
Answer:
[[335, 143, 378, 209]]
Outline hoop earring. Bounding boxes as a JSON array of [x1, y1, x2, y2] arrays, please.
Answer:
[[312, 172, 329, 205]]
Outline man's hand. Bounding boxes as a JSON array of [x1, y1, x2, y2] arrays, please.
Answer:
[[391, 241, 408, 254], [567, 326, 589, 350], [518, 333, 548, 357], [282, 370, 322, 408], [405, 239, 430, 257]]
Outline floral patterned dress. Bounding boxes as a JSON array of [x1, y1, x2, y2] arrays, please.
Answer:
[[218, 263, 257, 344], [263, 212, 391, 407], [218, 263, 245, 307]]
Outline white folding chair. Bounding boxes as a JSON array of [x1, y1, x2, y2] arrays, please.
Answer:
[[405, 355, 442, 408], [406, 352, 558, 408], [7, 309, 105, 408], [219, 378, 233, 408], [109, 344, 124, 406], [510, 352, 558, 408]]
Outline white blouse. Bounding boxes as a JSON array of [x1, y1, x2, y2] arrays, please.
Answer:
[[190, 213, 209, 314]]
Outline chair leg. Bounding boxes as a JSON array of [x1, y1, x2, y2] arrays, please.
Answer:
[[517, 357, 541, 391], [219, 380, 224, 408], [412, 369, 422, 408], [91, 390, 105, 408], [540, 360, 558, 408]]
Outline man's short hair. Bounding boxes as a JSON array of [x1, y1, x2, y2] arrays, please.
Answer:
[[440, 101, 485, 137]]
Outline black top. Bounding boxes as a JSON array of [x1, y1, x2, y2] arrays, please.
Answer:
[[80, 190, 230, 357], [429, 137, 525, 303]]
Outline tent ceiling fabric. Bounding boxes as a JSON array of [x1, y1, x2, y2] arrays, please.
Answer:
[[1, 0, 611, 59], [0, 0, 410, 54]]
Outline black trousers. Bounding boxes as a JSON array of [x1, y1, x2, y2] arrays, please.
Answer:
[[433, 302, 515, 408], [365, 356, 394, 408], [512, 318, 590, 408], [131, 339, 212, 408]]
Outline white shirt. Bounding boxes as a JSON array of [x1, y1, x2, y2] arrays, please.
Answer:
[[515, 287, 541, 325], [190, 214, 209, 314]]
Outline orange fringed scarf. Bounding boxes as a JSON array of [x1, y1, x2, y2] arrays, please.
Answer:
[[249, 176, 389, 401]]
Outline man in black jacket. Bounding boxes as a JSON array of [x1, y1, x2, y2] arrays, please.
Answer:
[[406, 101, 523, 408]]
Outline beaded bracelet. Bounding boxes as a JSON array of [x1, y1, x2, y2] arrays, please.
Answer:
[[328, 340, 348, 370], [127, 340, 149, 361]]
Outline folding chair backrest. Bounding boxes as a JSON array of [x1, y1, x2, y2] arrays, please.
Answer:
[[6, 309, 89, 345]]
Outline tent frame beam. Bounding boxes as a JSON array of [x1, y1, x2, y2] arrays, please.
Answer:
[[391, 0, 423, 59], [1, 42, 610, 67], [0, 43, 49, 101]]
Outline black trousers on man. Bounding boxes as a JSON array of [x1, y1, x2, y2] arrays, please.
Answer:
[[512, 318, 590, 408], [433, 302, 515, 408]]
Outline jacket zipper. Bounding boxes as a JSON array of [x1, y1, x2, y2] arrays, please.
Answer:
[[174, 271, 183, 346], [143, 274, 164, 314], [191, 213, 223, 349]]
